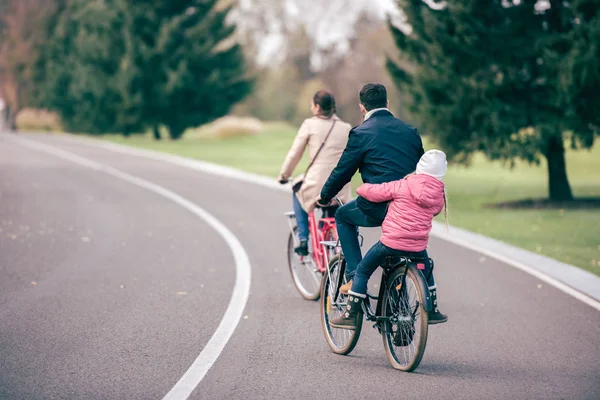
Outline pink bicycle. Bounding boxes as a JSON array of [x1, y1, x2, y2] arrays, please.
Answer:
[[285, 198, 341, 300]]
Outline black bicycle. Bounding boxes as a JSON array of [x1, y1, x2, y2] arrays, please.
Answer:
[[320, 248, 433, 372]]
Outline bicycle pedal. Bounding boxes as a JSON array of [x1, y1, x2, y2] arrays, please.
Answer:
[[372, 322, 384, 334]]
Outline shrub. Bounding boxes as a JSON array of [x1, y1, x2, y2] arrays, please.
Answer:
[[16, 108, 63, 132]]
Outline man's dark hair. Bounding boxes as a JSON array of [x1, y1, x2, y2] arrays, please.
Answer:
[[359, 83, 387, 111]]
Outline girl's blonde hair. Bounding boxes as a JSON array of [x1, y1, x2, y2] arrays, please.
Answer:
[[443, 188, 449, 232], [404, 172, 449, 231]]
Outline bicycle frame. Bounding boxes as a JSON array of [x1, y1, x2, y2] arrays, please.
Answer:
[[325, 255, 434, 331], [368, 259, 433, 323], [285, 208, 337, 274]]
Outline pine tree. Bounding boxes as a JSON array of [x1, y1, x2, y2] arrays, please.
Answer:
[[149, 0, 253, 139], [36, 0, 130, 134], [36, 0, 252, 139], [388, 0, 599, 201]]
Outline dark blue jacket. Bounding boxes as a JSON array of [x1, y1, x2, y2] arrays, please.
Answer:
[[320, 110, 424, 221]]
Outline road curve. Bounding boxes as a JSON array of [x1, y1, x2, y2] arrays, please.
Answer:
[[1, 133, 599, 400]]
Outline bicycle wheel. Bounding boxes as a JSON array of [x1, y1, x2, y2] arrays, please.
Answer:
[[287, 229, 322, 301], [381, 266, 429, 371], [320, 255, 362, 355]]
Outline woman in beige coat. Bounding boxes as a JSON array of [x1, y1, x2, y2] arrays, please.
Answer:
[[278, 90, 353, 255]]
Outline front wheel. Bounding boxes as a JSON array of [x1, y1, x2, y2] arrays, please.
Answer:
[[287, 229, 321, 300], [320, 255, 362, 355], [381, 266, 429, 371]]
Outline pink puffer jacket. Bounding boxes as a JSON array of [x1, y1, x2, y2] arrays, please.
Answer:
[[356, 174, 445, 252]]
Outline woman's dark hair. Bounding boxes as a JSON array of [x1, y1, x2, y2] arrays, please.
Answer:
[[313, 90, 336, 118]]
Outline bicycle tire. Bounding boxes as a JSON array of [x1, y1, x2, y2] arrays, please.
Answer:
[[320, 255, 362, 355], [381, 265, 429, 371], [287, 229, 321, 301]]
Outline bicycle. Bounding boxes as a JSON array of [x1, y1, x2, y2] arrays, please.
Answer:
[[320, 247, 434, 371], [285, 197, 341, 301]]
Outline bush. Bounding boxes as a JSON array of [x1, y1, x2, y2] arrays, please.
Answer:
[[212, 116, 263, 139], [186, 116, 264, 139], [16, 108, 63, 132]]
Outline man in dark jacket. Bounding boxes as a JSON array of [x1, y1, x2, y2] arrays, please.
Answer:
[[318, 83, 424, 284]]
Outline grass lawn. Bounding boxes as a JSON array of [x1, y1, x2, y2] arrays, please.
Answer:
[[101, 122, 600, 275]]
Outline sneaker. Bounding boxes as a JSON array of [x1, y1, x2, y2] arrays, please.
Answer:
[[294, 240, 309, 256]]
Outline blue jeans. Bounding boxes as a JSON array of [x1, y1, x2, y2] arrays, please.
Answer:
[[335, 200, 383, 279], [293, 193, 309, 241], [350, 241, 434, 295]]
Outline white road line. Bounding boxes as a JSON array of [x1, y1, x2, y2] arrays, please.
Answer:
[[5, 135, 252, 400], [433, 230, 600, 311]]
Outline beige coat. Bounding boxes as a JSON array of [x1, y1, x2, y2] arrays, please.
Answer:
[[279, 115, 353, 212]]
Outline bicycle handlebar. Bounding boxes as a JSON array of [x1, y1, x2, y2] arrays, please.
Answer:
[[316, 195, 344, 208]]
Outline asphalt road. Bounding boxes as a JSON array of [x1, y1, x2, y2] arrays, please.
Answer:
[[1, 133, 599, 400]]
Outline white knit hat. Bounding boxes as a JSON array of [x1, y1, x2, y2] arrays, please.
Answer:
[[416, 149, 447, 180]]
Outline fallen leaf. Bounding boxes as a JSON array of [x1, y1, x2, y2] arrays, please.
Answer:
[[537, 284, 542, 289], [120, 285, 125, 289], [31, 281, 37, 285], [176, 292, 187, 295], [81, 237, 90, 242]]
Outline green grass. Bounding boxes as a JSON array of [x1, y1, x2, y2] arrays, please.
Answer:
[[102, 122, 310, 177], [101, 122, 600, 275]]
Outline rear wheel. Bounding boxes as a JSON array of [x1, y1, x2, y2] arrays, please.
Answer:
[[381, 266, 429, 371], [320, 255, 362, 355], [287, 229, 321, 300]]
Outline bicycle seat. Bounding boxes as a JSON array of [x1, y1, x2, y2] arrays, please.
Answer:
[[383, 256, 408, 269], [383, 255, 432, 269]]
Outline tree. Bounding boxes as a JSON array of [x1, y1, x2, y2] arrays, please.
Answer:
[[319, 13, 407, 125], [0, 0, 56, 130], [37, 0, 130, 134], [388, 0, 599, 201], [147, 0, 253, 139], [37, 0, 252, 139]]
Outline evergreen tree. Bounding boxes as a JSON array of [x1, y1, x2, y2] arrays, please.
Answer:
[[37, 0, 252, 139], [148, 0, 253, 139], [388, 0, 599, 201], [36, 0, 129, 134]]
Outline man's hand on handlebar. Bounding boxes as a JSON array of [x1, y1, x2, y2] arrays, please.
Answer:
[[278, 175, 289, 185], [315, 195, 332, 207]]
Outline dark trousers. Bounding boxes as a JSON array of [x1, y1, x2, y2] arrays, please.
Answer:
[[350, 241, 434, 295], [335, 200, 383, 278]]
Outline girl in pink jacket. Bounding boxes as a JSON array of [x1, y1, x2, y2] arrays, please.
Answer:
[[331, 150, 449, 330]]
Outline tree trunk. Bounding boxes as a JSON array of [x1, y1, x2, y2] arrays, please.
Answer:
[[545, 135, 573, 201], [153, 125, 161, 140], [168, 125, 185, 140], [7, 107, 17, 131]]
